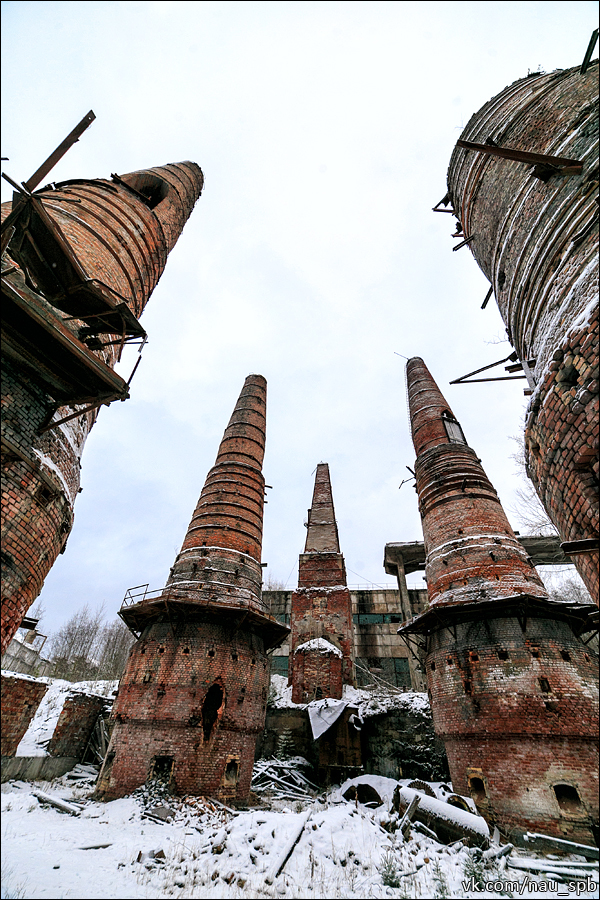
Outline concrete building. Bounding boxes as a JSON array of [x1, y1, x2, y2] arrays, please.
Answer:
[[1, 158, 204, 655], [445, 61, 599, 600], [95, 376, 288, 803], [398, 357, 598, 845]]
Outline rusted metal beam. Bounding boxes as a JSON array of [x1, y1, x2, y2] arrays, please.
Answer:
[[481, 286, 493, 309], [23, 111, 96, 193], [450, 352, 518, 384], [580, 28, 599, 75], [456, 139, 583, 172], [452, 235, 475, 251], [38, 395, 119, 433]]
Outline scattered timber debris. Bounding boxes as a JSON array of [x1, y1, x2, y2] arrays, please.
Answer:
[[32, 790, 81, 816], [252, 759, 319, 802]]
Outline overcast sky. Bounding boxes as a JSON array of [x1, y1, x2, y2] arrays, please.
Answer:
[[2, 1, 597, 637]]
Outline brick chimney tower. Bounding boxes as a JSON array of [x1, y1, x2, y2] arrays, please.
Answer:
[[289, 463, 354, 703], [399, 358, 598, 844], [95, 375, 288, 802], [446, 62, 598, 599], [1, 161, 203, 655]]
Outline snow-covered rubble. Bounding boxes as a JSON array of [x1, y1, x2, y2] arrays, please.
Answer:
[[2, 767, 597, 899], [10, 676, 118, 757]]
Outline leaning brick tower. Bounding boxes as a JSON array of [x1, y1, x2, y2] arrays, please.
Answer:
[[446, 61, 599, 600], [399, 357, 598, 844], [289, 463, 354, 703], [1, 161, 203, 654], [95, 375, 288, 802]]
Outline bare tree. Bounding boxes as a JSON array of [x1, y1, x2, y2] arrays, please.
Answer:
[[49, 603, 105, 681], [263, 572, 287, 590], [509, 434, 557, 536], [96, 619, 135, 679]]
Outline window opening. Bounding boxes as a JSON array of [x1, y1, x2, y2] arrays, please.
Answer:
[[553, 784, 583, 814], [497, 649, 509, 660], [469, 776, 487, 803], [202, 683, 224, 742], [224, 759, 239, 785], [539, 677, 551, 693], [442, 411, 466, 443], [560, 650, 571, 661]]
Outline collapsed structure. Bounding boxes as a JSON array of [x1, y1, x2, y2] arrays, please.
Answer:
[[1, 146, 203, 655], [95, 375, 288, 802], [445, 61, 599, 600], [398, 357, 599, 844]]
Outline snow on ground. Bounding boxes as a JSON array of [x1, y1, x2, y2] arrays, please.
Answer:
[[11, 676, 118, 757], [2, 769, 597, 900]]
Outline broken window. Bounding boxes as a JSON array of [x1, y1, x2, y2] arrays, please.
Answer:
[[202, 683, 224, 742], [553, 784, 583, 815], [442, 412, 466, 443]]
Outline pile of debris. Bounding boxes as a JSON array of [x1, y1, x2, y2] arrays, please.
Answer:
[[251, 758, 319, 802]]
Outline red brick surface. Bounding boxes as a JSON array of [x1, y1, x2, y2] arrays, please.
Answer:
[[405, 359, 599, 841], [289, 465, 354, 703], [1, 674, 48, 757], [47, 692, 107, 759], [97, 376, 282, 802], [447, 63, 598, 602], [1, 163, 203, 655]]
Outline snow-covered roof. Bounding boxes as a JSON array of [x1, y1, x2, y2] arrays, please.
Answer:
[[294, 637, 342, 657]]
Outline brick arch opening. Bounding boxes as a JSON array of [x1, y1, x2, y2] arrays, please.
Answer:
[[202, 683, 224, 742]]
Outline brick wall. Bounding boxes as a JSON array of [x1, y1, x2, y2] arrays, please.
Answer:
[[426, 614, 599, 841], [447, 62, 598, 601], [46, 692, 107, 759], [1, 163, 203, 655], [292, 645, 343, 702], [95, 618, 270, 802], [1, 674, 48, 757]]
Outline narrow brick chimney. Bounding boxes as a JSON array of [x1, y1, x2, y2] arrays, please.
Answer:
[[399, 358, 599, 845], [95, 376, 288, 802], [289, 463, 354, 703]]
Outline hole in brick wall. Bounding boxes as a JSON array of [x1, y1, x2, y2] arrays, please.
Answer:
[[531, 648, 541, 658], [208, 649, 215, 658], [470, 652, 479, 662], [151, 755, 174, 782], [497, 650, 509, 660], [140, 647, 146, 655], [202, 683, 224, 742], [224, 759, 239, 785], [446, 656, 453, 665], [463, 680, 472, 695], [315, 687, 323, 700], [143, 672, 152, 682], [35, 484, 55, 508], [469, 776, 487, 802], [584, 654, 590, 662], [183, 648, 190, 654], [539, 677, 551, 693], [560, 650, 571, 661], [553, 784, 583, 815], [231, 652, 238, 661], [251, 658, 256, 665], [159, 647, 165, 654], [430, 662, 436, 671]]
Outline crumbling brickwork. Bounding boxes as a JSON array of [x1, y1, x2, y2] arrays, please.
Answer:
[[288, 464, 355, 703], [1, 674, 48, 757], [1, 162, 203, 655], [400, 358, 599, 844], [447, 62, 599, 600], [46, 692, 107, 760], [95, 376, 288, 803]]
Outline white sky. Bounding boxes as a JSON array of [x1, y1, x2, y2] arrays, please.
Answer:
[[2, 1, 597, 637]]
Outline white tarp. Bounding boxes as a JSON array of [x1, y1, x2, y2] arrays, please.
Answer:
[[307, 698, 347, 739]]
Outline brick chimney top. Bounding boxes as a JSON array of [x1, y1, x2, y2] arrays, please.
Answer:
[[407, 357, 468, 456], [304, 463, 340, 554]]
